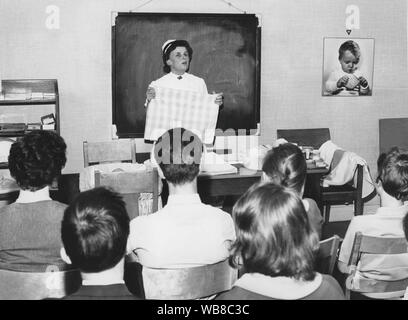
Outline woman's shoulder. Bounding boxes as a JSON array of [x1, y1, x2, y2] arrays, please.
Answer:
[[184, 72, 205, 81], [216, 286, 275, 300], [308, 274, 345, 300]]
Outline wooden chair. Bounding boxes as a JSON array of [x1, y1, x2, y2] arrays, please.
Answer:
[[0, 269, 81, 300], [83, 139, 136, 167], [315, 235, 341, 275], [379, 118, 408, 154], [345, 232, 408, 299], [94, 168, 159, 219], [277, 128, 330, 149], [321, 164, 364, 224], [141, 259, 238, 300]]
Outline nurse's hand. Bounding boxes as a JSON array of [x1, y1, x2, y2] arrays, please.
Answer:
[[213, 92, 224, 106], [146, 87, 156, 101]]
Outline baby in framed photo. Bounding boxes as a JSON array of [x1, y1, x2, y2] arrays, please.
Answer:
[[322, 38, 374, 96]]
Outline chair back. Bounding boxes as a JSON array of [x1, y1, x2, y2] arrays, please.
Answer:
[[0, 269, 81, 300], [322, 163, 364, 223], [316, 235, 341, 275], [277, 128, 330, 149], [379, 118, 408, 154], [94, 168, 159, 218], [142, 260, 238, 300], [345, 232, 408, 299], [83, 139, 136, 167]]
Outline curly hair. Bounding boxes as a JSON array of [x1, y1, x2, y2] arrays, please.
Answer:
[[377, 147, 408, 201], [262, 143, 307, 195], [8, 130, 67, 191], [229, 182, 319, 281], [338, 40, 361, 60]]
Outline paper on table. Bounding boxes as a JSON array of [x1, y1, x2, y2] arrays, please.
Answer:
[[200, 152, 238, 176]]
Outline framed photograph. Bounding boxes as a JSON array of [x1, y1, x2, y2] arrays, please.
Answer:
[[322, 37, 374, 96]]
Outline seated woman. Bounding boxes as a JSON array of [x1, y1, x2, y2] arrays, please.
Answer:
[[262, 143, 323, 238], [0, 130, 69, 272], [216, 183, 345, 300]]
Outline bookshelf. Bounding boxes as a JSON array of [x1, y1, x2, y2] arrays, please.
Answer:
[[0, 79, 60, 169]]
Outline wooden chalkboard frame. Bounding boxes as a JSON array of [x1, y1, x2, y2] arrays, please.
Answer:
[[112, 12, 261, 139]]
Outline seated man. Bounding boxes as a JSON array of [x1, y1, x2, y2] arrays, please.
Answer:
[[127, 127, 235, 268], [337, 147, 408, 299], [60, 187, 142, 300]]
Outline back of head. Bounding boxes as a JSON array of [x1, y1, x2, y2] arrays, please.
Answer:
[[153, 127, 203, 185], [162, 39, 193, 73], [8, 130, 67, 191], [262, 143, 306, 194], [230, 182, 319, 281], [61, 187, 130, 273], [338, 40, 360, 60], [377, 147, 408, 201]]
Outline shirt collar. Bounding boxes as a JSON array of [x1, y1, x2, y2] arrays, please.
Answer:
[[234, 272, 322, 299], [376, 204, 408, 217], [15, 186, 51, 203], [169, 71, 187, 79], [167, 193, 202, 206]]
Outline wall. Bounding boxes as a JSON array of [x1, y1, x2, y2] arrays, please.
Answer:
[[0, 0, 407, 179]]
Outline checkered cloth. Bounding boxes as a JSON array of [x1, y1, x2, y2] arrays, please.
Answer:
[[144, 87, 219, 144]]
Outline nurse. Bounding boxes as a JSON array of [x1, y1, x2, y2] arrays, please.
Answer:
[[145, 39, 223, 106]]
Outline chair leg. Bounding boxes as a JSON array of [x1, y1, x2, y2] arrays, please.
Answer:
[[345, 288, 350, 300], [324, 204, 331, 224]]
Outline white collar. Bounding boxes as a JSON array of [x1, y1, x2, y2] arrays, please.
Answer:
[[82, 279, 125, 286], [169, 71, 187, 78], [235, 272, 323, 299], [15, 186, 51, 203], [376, 204, 408, 217], [167, 193, 201, 206]]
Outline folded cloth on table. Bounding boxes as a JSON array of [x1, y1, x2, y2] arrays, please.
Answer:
[[319, 141, 375, 198]]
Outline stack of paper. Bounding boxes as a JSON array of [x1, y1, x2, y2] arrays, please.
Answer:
[[200, 151, 238, 176]]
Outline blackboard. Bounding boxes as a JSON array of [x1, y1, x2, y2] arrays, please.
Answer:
[[112, 13, 260, 138]]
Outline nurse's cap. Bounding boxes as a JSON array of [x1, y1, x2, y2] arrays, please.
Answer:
[[162, 39, 177, 55]]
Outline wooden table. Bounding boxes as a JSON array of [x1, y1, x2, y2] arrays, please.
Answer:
[[197, 164, 328, 209], [0, 165, 328, 210]]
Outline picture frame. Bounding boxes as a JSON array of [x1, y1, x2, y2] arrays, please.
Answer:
[[322, 37, 374, 96]]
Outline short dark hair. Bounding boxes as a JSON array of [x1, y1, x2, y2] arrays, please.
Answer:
[[162, 40, 193, 73], [8, 130, 67, 191], [377, 147, 408, 201], [262, 143, 306, 194], [230, 182, 319, 281], [338, 40, 361, 60], [153, 127, 203, 185], [61, 187, 130, 273]]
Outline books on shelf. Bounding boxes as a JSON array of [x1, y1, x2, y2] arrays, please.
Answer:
[[41, 124, 55, 130]]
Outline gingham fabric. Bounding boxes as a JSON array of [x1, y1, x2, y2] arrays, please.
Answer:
[[144, 87, 219, 144]]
